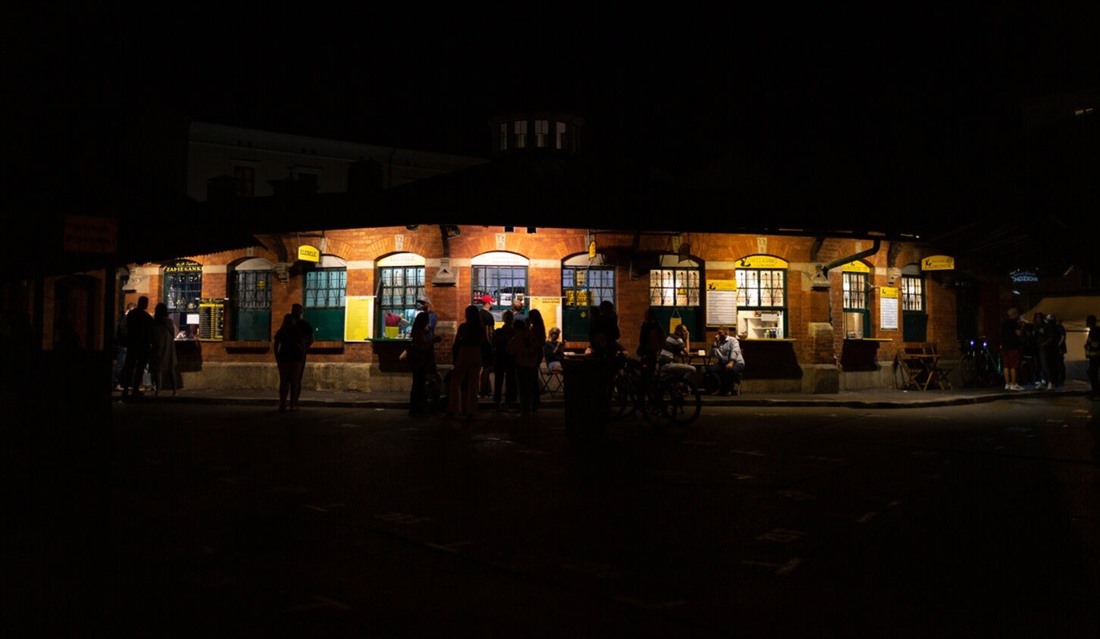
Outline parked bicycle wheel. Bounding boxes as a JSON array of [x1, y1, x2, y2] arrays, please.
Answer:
[[609, 369, 639, 420], [645, 376, 702, 429]]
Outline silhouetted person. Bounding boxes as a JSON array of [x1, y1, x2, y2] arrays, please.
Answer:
[[274, 313, 305, 411], [1000, 307, 1023, 391], [291, 303, 314, 403], [449, 304, 487, 420], [113, 303, 135, 390], [1085, 314, 1100, 398], [491, 309, 516, 410], [589, 300, 621, 359], [120, 296, 153, 401], [508, 317, 540, 417], [477, 294, 495, 397], [407, 310, 440, 418], [149, 302, 179, 396]]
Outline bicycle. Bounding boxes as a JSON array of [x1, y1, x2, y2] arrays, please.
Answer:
[[609, 354, 702, 429], [958, 337, 1003, 387]]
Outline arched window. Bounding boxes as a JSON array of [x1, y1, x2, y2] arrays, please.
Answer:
[[376, 252, 426, 339], [650, 255, 702, 337], [230, 258, 273, 341], [303, 255, 347, 341], [164, 260, 205, 339], [562, 252, 615, 341], [901, 263, 927, 342], [471, 251, 529, 325], [841, 260, 873, 339], [735, 255, 788, 339]]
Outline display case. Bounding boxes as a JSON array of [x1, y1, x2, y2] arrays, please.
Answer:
[[740, 312, 783, 339]]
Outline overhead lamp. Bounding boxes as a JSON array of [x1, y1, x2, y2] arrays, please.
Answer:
[[677, 241, 692, 262], [406, 224, 419, 230]]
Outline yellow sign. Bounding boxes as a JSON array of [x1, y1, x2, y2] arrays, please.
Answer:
[[880, 286, 899, 299], [706, 279, 738, 291], [588, 240, 596, 259], [921, 255, 955, 271], [739, 255, 789, 269], [344, 296, 374, 341], [841, 261, 871, 273], [298, 245, 320, 262]]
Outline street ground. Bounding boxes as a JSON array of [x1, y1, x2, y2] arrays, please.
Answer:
[[3, 393, 1099, 637]]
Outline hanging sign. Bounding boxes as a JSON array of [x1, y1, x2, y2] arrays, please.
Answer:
[[921, 255, 955, 271], [841, 261, 871, 273], [298, 245, 320, 262]]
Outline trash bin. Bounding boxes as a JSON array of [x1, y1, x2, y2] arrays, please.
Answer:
[[562, 356, 613, 441]]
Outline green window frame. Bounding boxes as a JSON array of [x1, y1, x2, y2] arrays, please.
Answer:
[[232, 269, 271, 341], [304, 266, 347, 341], [563, 266, 615, 309]]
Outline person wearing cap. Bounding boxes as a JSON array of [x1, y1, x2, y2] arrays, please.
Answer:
[[477, 294, 496, 396]]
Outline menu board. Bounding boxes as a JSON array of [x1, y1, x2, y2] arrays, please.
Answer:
[[879, 286, 899, 331], [529, 296, 562, 333], [344, 296, 374, 341], [198, 298, 225, 341], [705, 280, 738, 327]]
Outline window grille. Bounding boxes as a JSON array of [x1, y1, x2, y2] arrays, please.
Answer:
[[304, 268, 346, 309]]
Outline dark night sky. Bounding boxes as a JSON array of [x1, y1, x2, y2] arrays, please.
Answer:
[[10, 5, 1099, 228]]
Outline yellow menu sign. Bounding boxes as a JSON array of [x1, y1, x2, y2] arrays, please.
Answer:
[[921, 255, 955, 271]]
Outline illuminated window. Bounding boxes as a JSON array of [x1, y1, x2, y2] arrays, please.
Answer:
[[499, 122, 508, 151], [736, 257, 788, 338], [164, 261, 203, 314], [563, 266, 615, 309], [378, 264, 425, 339], [555, 121, 566, 149], [649, 267, 700, 307], [843, 272, 868, 310], [901, 275, 923, 311]]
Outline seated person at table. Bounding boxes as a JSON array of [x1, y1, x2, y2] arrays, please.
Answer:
[[543, 327, 565, 372], [706, 326, 745, 395], [658, 324, 696, 377]]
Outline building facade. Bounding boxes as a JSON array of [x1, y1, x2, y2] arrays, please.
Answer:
[[103, 115, 970, 394]]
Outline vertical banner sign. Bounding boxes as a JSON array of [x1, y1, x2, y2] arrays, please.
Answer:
[[880, 286, 899, 331], [705, 279, 738, 327]]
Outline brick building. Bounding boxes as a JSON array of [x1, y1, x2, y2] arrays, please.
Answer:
[[110, 114, 970, 394]]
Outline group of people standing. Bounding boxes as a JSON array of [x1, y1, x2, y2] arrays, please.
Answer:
[[444, 295, 552, 421], [116, 295, 182, 401], [999, 307, 1068, 391]]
